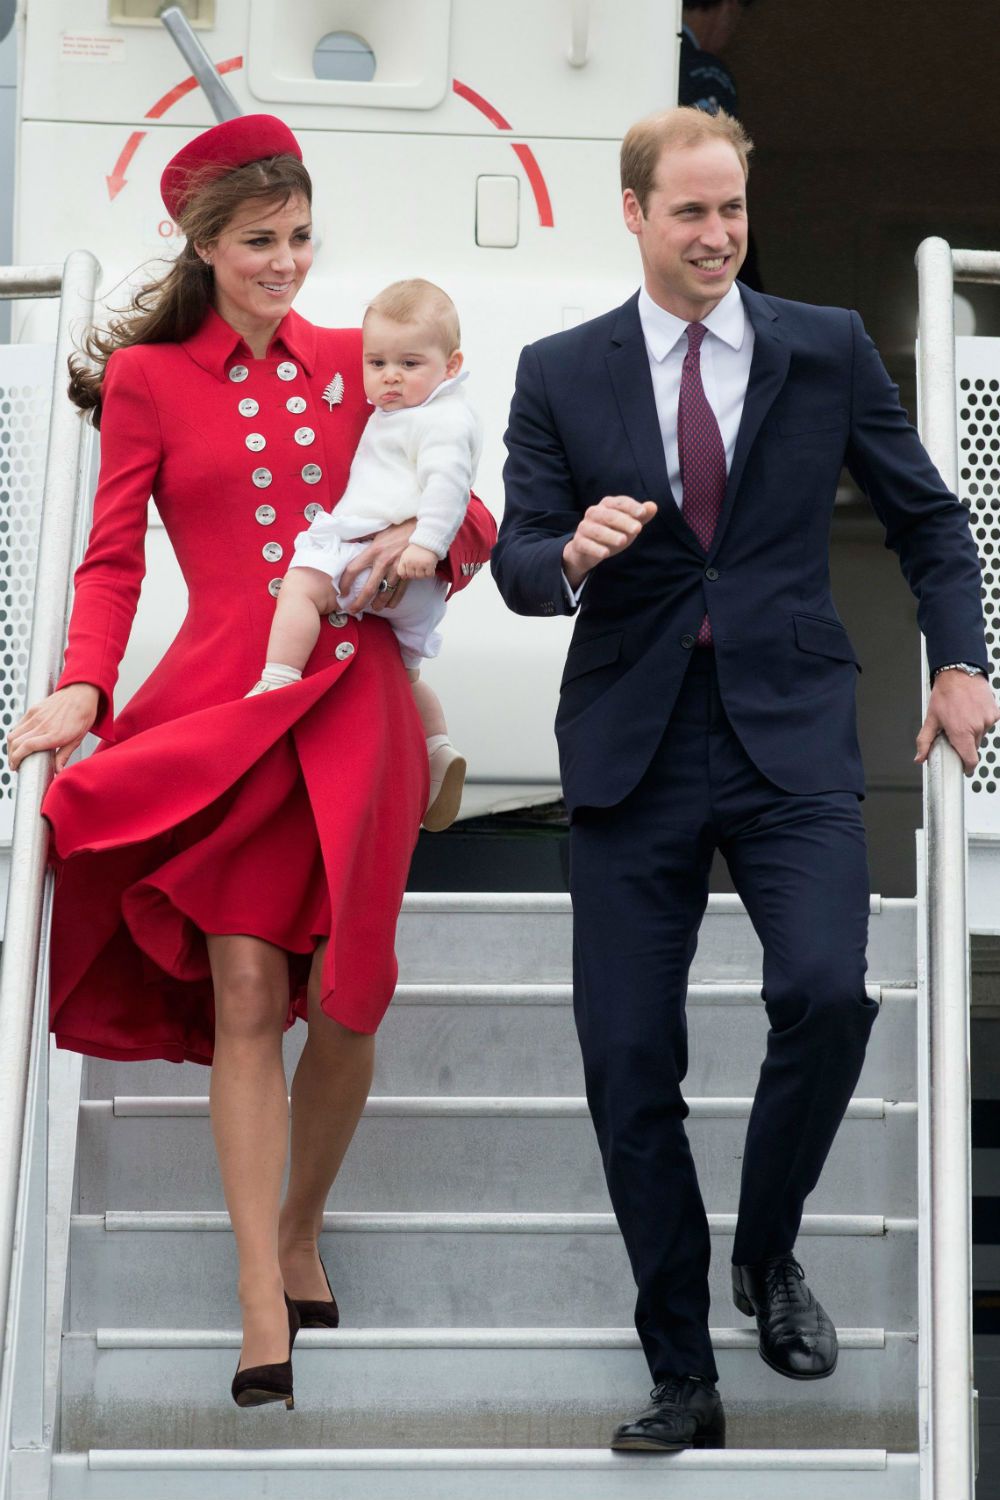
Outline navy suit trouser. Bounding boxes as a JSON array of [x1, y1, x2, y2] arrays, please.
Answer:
[[568, 650, 878, 1385]]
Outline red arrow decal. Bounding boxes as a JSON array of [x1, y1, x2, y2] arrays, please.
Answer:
[[104, 56, 245, 202], [106, 130, 147, 201], [451, 78, 554, 228], [145, 55, 243, 119]]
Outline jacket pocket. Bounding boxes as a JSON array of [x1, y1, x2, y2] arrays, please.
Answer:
[[793, 613, 859, 666], [560, 630, 623, 688]]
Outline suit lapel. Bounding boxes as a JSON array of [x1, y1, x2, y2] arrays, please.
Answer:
[[709, 286, 790, 558], [605, 295, 703, 559]]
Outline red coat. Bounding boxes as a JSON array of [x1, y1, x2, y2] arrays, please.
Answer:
[[42, 307, 496, 1064]]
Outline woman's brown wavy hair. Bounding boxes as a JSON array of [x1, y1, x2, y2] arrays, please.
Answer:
[[68, 153, 312, 427]]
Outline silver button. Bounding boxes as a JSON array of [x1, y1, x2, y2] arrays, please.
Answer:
[[238, 398, 259, 418], [228, 364, 249, 383], [262, 542, 283, 562], [255, 504, 276, 525], [252, 467, 273, 489], [268, 577, 283, 598], [294, 426, 316, 446], [304, 502, 325, 522], [286, 396, 307, 414], [246, 433, 266, 452], [327, 612, 349, 628], [301, 464, 322, 485], [335, 641, 355, 661], [276, 361, 298, 381]]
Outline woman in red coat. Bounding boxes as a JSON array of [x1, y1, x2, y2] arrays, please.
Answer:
[[6, 116, 496, 1407]]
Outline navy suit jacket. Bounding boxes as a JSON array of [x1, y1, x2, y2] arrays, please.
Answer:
[[492, 287, 988, 813]]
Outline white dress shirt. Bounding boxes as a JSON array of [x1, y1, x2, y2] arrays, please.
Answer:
[[562, 282, 755, 605], [637, 280, 755, 510]]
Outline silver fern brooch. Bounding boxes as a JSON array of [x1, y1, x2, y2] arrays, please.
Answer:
[[322, 372, 345, 410]]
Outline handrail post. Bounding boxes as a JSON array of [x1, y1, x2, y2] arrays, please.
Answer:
[[0, 249, 100, 1397], [916, 235, 977, 1499]]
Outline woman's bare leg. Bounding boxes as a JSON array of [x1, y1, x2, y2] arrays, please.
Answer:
[[207, 933, 291, 1370], [278, 939, 375, 1300]]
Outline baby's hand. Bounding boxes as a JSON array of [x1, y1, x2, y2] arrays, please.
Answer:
[[397, 543, 439, 580]]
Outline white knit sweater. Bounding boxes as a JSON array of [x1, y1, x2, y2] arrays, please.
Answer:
[[325, 372, 482, 559]]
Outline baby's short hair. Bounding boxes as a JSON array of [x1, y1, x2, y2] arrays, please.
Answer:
[[364, 278, 461, 355]]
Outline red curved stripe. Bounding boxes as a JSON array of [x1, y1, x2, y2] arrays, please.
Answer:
[[451, 78, 512, 131], [451, 78, 554, 229], [511, 143, 554, 228], [145, 56, 244, 120]]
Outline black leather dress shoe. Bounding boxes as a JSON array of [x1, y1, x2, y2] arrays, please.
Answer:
[[732, 1256, 838, 1379], [610, 1375, 726, 1452]]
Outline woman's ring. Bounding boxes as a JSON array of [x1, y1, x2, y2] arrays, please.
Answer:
[[378, 578, 390, 594]]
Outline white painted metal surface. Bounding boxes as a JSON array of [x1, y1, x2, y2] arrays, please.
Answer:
[[914, 236, 981, 1500], [0, 250, 99, 1500]]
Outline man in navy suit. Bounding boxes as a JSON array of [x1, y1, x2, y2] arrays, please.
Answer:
[[492, 106, 997, 1451]]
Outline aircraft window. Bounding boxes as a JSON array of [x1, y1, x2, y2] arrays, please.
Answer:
[[313, 31, 376, 82]]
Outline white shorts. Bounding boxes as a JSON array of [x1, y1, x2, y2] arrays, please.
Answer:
[[290, 525, 447, 670]]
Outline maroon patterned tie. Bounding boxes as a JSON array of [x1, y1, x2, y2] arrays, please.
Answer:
[[677, 322, 726, 645]]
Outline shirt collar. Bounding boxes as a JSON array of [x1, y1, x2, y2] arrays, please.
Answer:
[[637, 281, 747, 362], [681, 22, 701, 49], [182, 304, 317, 380]]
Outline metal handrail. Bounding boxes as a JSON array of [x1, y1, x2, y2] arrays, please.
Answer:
[[160, 6, 242, 122], [0, 250, 100, 1397], [914, 236, 1000, 1498]]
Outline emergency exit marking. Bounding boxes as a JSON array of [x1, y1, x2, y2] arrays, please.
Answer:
[[61, 33, 127, 63]]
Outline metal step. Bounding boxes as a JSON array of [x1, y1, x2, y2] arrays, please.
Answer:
[[81, 983, 917, 1101], [57, 1328, 918, 1453], [75, 1097, 918, 1215], [67, 1212, 918, 1332], [392, 894, 917, 986], [50, 1447, 921, 1500]]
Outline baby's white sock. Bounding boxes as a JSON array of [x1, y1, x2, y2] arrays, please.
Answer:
[[261, 662, 303, 687], [425, 733, 452, 755]]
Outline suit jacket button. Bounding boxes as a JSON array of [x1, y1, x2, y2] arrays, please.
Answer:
[[228, 364, 249, 383], [335, 641, 355, 661], [681, 634, 695, 649], [328, 612, 349, 628], [276, 361, 298, 381], [705, 566, 719, 581], [255, 504, 276, 525], [267, 577, 283, 597]]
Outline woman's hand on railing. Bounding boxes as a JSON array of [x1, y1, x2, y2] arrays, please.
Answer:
[[915, 669, 999, 774], [6, 683, 100, 774]]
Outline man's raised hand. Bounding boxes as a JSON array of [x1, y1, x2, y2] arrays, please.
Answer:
[[563, 496, 658, 590]]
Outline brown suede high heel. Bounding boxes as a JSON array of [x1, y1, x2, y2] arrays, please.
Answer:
[[288, 1255, 340, 1330], [231, 1292, 301, 1409]]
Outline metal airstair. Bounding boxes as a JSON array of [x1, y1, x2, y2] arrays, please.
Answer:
[[0, 244, 990, 1499]]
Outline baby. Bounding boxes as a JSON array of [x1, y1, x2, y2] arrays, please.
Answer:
[[247, 279, 482, 832]]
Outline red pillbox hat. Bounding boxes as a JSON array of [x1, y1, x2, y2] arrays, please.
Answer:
[[160, 114, 302, 220]]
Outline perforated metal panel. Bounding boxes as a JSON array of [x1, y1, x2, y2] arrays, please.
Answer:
[[0, 344, 55, 841], [956, 336, 1000, 827]]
